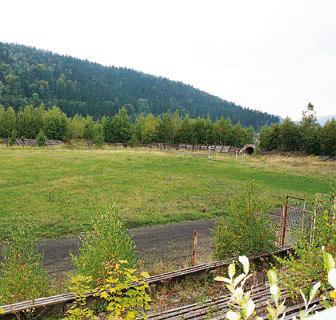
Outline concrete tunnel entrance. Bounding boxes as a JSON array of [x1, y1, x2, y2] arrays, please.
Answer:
[[245, 146, 254, 155], [241, 144, 256, 155]]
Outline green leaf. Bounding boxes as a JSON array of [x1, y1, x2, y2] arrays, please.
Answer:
[[267, 269, 278, 286], [323, 252, 335, 271], [309, 282, 321, 302], [214, 276, 226, 282], [228, 262, 236, 279], [238, 256, 249, 274]]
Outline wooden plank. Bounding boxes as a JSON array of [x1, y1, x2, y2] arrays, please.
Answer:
[[147, 284, 270, 320]]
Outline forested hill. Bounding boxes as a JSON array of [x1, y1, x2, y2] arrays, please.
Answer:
[[0, 42, 279, 128]]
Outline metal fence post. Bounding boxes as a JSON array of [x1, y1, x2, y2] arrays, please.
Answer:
[[280, 195, 289, 246], [278, 208, 283, 246]]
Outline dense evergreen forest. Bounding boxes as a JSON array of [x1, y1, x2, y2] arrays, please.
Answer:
[[259, 104, 336, 156], [0, 42, 279, 128], [0, 105, 255, 147]]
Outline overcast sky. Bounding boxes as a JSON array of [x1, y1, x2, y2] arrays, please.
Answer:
[[1, 0, 335, 119]]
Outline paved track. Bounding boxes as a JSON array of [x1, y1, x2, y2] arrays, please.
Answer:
[[1, 208, 300, 279], [35, 219, 215, 278]]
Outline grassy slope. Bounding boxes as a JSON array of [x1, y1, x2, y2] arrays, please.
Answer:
[[0, 147, 333, 238]]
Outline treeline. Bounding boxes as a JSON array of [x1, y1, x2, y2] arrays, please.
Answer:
[[260, 104, 336, 156], [0, 42, 279, 128], [0, 105, 255, 147]]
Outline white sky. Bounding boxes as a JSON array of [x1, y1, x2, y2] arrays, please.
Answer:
[[1, 0, 335, 119]]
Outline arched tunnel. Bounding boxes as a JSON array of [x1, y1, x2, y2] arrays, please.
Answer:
[[242, 144, 256, 155], [245, 146, 255, 155]]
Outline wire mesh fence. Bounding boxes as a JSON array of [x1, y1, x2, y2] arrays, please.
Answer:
[[39, 195, 330, 278], [138, 209, 297, 273], [264, 196, 316, 247], [139, 198, 315, 273], [273, 193, 335, 247]]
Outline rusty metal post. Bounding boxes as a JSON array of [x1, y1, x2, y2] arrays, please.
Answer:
[[278, 208, 283, 246], [191, 230, 198, 266], [280, 196, 289, 246]]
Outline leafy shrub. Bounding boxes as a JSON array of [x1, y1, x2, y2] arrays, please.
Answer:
[[0, 223, 50, 305], [215, 256, 258, 319], [215, 256, 321, 320], [95, 260, 151, 320], [65, 261, 151, 320], [36, 129, 47, 146], [8, 129, 17, 146], [321, 119, 336, 156], [64, 275, 95, 320], [322, 251, 336, 308], [72, 206, 136, 285], [278, 188, 336, 298], [213, 181, 276, 260], [43, 106, 68, 141]]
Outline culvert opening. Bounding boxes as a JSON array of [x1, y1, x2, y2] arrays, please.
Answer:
[[245, 146, 254, 155]]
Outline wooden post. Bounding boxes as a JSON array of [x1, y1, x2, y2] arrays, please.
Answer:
[[235, 150, 238, 160], [191, 230, 198, 266], [208, 148, 211, 159], [280, 196, 289, 246]]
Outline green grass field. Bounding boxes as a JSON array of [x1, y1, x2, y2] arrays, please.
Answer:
[[0, 146, 334, 239]]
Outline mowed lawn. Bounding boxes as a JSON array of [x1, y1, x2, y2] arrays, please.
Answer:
[[0, 146, 333, 239]]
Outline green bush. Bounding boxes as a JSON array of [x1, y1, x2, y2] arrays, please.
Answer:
[[215, 255, 322, 319], [64, 275, 95, 320], [95, 260, 151, 320], [71, 206, 136, 285], [8, 129, 17, 146], [320, 119, 336, 156], [36, 129, 47, 146], [213, 181, 276, 260], [0, 223, 50, 305], [43, 106, 68, 141]]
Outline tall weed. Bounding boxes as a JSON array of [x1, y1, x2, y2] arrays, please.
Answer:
[[71, 206, 136, 285], [0, 222, 50, 305], [213, 181, 276, 260]]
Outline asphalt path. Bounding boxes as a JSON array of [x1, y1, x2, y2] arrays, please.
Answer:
[[34, 219, 215, 278]]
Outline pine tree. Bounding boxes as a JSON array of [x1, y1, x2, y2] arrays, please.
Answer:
[[129, 133, 138, 147]]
